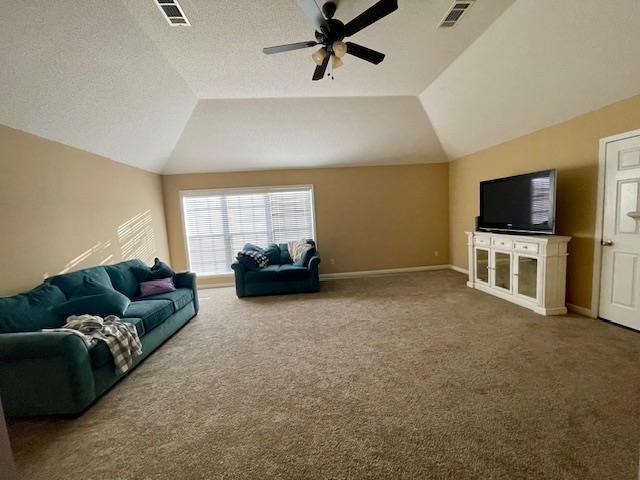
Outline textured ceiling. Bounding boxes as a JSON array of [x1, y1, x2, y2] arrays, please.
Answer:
[[165, 96, 444, 173], [420, 0, 640, 159], [124, 0, 513, 98], [0, 1, 196, 172], [2, 1, 640, 174]]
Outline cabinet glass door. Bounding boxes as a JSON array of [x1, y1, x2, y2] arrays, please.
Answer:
[[475, 248, 489, 284], [493, 251, 512, 292], [516, 255, 538, 301]]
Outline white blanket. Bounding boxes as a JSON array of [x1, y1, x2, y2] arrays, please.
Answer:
[[287, 240, 312, 263]]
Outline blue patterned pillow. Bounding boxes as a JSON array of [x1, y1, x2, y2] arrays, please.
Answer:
[[237, 250, 269, 270]]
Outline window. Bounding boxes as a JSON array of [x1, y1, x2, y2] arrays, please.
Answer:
[[181, 186, 315, 276]]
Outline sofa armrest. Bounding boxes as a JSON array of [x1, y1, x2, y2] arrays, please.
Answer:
[[175, 271, 199, 313], [230, 261, 246, 297], [308, 255, 321, 272], [231, 260, 244, 274], [0, 332, 95, 416]]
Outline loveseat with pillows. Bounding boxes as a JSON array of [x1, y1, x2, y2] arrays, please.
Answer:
[[231, 240, 321, 297], [0, 258, 198, 417]]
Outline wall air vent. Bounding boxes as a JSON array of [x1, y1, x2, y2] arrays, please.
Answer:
[[439, 0, 475, 28], [155, 0, 190, 26]]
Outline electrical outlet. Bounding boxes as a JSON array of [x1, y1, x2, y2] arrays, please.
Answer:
[[434, 251, 439, 257], [330, 258, 335, 265]]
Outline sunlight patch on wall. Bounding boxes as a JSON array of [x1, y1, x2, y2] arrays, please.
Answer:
[[43, 240, 113, 279], [118, 210, 156, 263]]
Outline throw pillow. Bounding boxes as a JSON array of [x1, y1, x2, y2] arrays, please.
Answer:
[[139, 277, 177, 297], [54, 293, 130, 318], [54, 277, 131, 318], [242, 243, 265, 254], [132, 258, 176, 282], [72, 277, 117, 297], [263, 244, 281, 265], [237, 250, 269, 269]]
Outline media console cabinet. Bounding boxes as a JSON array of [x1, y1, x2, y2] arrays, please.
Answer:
[[466, 231, 571, 315]]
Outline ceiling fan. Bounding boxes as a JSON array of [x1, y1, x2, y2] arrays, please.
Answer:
[[263, 0, 398, 81]]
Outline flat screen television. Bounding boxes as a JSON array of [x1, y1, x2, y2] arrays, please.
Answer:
[[478, 169, 557, 234]]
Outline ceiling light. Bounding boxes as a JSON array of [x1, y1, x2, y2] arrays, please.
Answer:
[[332, 41, 347, 58], [332, 55, 344, 70], [312, 48, 327, 66]]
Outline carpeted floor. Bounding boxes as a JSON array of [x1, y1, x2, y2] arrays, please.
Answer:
[[7, 271, 640, 480]]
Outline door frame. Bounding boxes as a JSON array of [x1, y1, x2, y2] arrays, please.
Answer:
[[591, 128, 640, 318]]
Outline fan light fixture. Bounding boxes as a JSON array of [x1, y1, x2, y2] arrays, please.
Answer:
[[312, 47, 327, 66], [332, 41, 347, 58], [263, 0, 398, 81]]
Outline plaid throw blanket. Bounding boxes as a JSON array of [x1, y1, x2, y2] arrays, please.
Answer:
[[43, 314, 142, 374]]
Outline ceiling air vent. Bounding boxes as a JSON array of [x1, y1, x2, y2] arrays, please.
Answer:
[[155, 0, 190, 26], [439, 0, 475, 28]]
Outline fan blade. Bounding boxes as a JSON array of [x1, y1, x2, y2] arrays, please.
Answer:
[[346, 42, 385, 64], [343, 0, 398, 37], [296, 0, 329, 32], [312, 53, 331, 81], [263, 41, 319, 55]]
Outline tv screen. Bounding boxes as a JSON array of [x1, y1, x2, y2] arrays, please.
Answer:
[[478, 169, 556, 234]]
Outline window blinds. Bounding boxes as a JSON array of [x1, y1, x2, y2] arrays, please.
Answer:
[[182, 186, 315, 275]]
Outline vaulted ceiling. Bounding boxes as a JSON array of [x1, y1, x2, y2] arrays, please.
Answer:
[[1, 0, 639, 174]]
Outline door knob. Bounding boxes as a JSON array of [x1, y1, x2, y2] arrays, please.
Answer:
[[601, 239, 614, 246]]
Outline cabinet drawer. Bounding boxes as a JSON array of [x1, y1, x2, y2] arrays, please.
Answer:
[[475, 236, 491, 246], [514, 241, 539, 254], [491, 237, 513, 249]]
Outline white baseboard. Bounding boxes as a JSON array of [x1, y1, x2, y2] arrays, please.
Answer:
[[449, 265, 469, 275], [198, 282, 235, 289], [567, 303, 596, 318], [320, 265, 451, 281], [199, 264, 465, 288]]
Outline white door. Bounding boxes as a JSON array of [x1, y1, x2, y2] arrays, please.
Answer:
[[600, 133, 640, 330]]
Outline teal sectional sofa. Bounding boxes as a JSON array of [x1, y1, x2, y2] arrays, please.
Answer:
[[0, 260, 198, 417]]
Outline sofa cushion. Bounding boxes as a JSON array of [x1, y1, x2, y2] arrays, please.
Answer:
[[0, 284, 67, 333], [139, 288, 194, 313], [245, 265, 310, 283], [105, 260, 147, 298], [124, 299, 173, 333], [278, 264, 311, 280], [88, 317, 144, 369], [245, 265, 280, 282], [278, 244, 293, 264], [263, 244, 281, 265], [47, 266, 113, 298], [121, 317, 145, 337]]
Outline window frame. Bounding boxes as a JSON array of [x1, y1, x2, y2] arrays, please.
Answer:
[[179, 185, 317, 278]]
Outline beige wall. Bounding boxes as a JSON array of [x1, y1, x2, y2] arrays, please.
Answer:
[[449, 94, 640, 310], [0, 125, 170, 296], [162, 163, 450, 286]]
